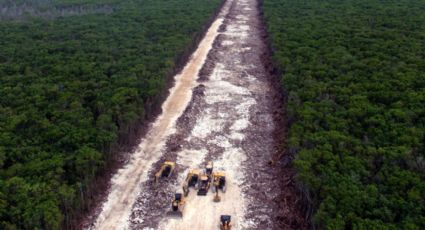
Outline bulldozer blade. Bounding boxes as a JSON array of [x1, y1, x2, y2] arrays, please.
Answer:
[[166, 210, 183, 218], [197, 190, 208, 196]]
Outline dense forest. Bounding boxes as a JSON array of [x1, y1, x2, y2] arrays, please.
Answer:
[[0, 0, 120, 20], [264, 0, 425, 229], [0, 0, 222, 229]]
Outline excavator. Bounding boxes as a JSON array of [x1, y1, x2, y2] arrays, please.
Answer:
[[220, 215, 231, 230], [212, 172, 226, 202], [167, 193, 185, 218], [154, 161, 175, 184], [182, 169, 201, 197]]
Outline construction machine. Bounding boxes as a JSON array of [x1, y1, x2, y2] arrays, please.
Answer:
[[155, 161, 175, 184], [220, 215, 231, 230], [182, 169, 201, 197], [166, 193, 185, 218], [205, 161, 214, 176], [197, 174, 211, 195], [212, 172, 226, 202], [197, 161, 213, 195]]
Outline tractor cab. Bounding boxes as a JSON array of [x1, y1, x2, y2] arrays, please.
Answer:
[[213, 172, 226, 191], [220, 215, 231, 230], [183, 169, 201, 196], [187, 169, 200, 186], [172, 193, 182, 211], [167, 193, 184, 218], [161, 161, 175, 177], [197, 175, 211, 195], [155, 161, 176, 184], [205, 161, 213, 176]]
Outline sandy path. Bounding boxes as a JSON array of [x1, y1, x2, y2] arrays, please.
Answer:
[[90, 10, 225, 230]]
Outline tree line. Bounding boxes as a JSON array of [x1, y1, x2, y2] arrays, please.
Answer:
[[0, 0, 222, 229], [263, 0, 425, 229]]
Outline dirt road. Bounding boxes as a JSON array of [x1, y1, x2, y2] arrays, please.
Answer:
[[88, 0, 306, 229]]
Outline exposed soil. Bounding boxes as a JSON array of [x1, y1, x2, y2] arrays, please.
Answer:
[[87, 0, 307, 229]]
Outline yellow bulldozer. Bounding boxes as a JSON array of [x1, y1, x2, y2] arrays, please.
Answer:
[[197, 161, 214, 195], [167, 193, 185, 218], [212, 172, 226, 202], [220, 215, 231, 230], [154, 161, 175, 184], [197, 174, 211, 195], [182, 169, 201, 197], [205, 161, 214, 176]]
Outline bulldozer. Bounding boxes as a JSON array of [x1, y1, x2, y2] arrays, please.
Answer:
[[154, 161, 175, 184], [182, 169, 201, 197], [220, 215, 231, 230], [212, 172, 226, 202], [197, 174, 211, 195], [197, 161, 214, 195], [166, 193, 185, 218], [205, 161, 214, 176]]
